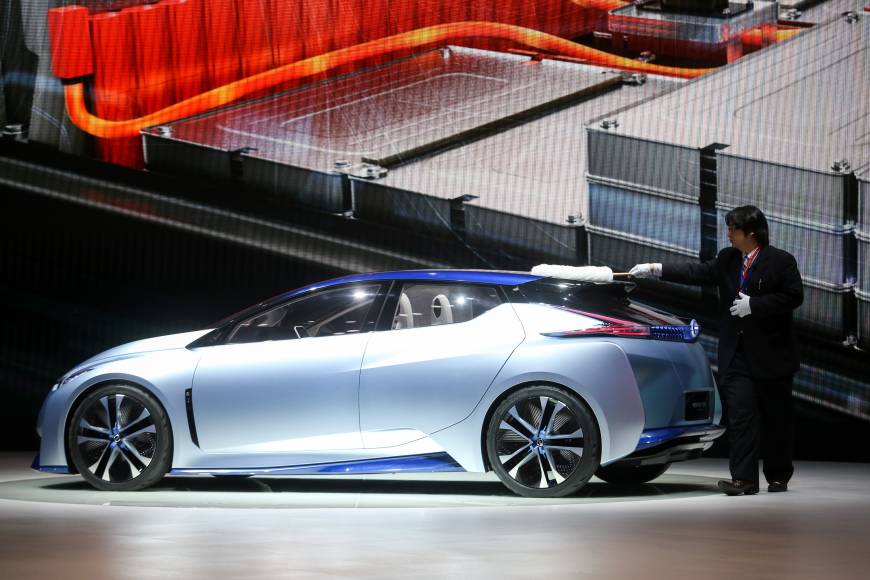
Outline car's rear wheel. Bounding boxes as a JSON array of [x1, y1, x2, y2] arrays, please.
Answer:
[[67, 383, 172, 491], [595, 462, 671, 484], [486, 385, 600, 498]]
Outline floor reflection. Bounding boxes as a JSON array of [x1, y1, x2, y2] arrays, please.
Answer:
[[0, 473, 721, 509]]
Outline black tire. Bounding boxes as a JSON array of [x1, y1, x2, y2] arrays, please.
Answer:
[[595, 462, 671, 484], [486, 384, 600, 498], [67, 383, 172, 491]]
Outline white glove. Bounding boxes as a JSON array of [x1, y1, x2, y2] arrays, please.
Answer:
[[730, 292, 752, 318], [628, 263, 662, 279]]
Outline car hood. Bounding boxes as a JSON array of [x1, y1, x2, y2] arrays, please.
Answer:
[[70, 329, 213, 372]]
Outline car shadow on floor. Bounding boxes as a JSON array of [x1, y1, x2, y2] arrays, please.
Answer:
[[43, 476, 718, 498]]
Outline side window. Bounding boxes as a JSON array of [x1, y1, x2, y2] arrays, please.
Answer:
[[228, 284, 381, 344], [392, 284, 502, 330]]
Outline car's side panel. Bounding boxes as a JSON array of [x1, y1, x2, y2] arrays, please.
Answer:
[[426, 304, 646, 471], [358, 304, 525, 447], [615, 339, 718, 429], [37, 348, 201, 469], [508, 299, 719, 430], [430, 340, 645, 471], [190, 333, 371, 453]]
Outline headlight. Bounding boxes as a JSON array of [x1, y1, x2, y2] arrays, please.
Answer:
[[54, 366, 96, 390]]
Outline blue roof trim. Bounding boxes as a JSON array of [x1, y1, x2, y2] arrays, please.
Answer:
[[283, 270, 541, 300], [169, 452, 466, 477]]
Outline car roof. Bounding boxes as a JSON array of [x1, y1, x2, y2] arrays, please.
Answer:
[[285, 270, 541, 299], [206, 270, 546, 332]]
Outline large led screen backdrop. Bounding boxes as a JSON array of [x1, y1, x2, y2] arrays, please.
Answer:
[[0, 0, 868, 444]]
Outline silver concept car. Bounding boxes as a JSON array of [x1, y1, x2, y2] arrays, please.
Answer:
[[34, 270, 723, 497]]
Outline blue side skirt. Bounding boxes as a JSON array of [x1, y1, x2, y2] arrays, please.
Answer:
[[31, 455, 72, 474], [169, 452, 466, 477]]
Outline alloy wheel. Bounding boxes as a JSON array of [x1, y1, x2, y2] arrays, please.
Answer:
[[487, 385, 600, 497], [75, 393, 157, 483], [68, 384, 172, 491], [495, 395, 585, 489]]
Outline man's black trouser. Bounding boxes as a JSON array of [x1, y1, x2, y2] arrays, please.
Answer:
[[718, 340, 795, 484]]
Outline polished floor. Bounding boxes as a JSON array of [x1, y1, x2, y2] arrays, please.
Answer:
[[1, 453, 868, 579]]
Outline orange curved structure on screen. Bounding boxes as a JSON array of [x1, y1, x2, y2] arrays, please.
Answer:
[[569, 0, 627, 10], [742, 26, 802, 51], [65, 21, 714, 140]]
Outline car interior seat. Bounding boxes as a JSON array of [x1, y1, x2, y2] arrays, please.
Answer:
[[431, 294, 453, 326], [393, 292, 414, 329]]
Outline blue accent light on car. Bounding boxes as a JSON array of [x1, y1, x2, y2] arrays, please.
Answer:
[[31, 455, 72, 474], [635, 428, 689, 450], [635, 424, 724, 451], [649, 319, 700, 342], [316, 453, 464, 474], [169, 452, 466, 477], [543, 309, 700, 342], [546, 319, 701, 342]]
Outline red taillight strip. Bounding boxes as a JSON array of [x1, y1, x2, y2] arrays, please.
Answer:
[[543, 325, 651, 338], [544, 306, 650, 337], [554, 306, 640, 327], [542, 305, 699, 341]]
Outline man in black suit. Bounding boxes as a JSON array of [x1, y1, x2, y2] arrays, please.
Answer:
[[629, 205, 803, 496]]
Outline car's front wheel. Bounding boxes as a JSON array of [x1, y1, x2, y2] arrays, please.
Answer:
[[67, 383, 172, 491], [486, 385, 600, 498]]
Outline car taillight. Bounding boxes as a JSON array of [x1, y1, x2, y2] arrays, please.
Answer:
[[650, 320, 700, 342], [542, 309, 700, 343]]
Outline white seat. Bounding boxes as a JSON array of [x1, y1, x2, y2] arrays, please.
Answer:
[[431, 294, 453, 326], [392, 292, 414, 329]]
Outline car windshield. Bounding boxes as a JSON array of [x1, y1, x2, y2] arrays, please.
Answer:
[[209, 290, 296, 329]]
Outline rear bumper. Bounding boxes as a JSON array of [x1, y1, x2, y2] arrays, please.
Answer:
[[610, 424, 726, 467]]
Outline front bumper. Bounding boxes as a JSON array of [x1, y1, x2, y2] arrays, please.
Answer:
[[34, 386, 73, 471], [610, 424, 726, 467], [31, 454, 72, 474]]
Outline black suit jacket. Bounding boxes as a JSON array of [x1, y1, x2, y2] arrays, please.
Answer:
[[662, 245, 804, 378]]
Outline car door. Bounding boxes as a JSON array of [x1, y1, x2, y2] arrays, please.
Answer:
[[190, 283, 385, 454], [359, 282, 525, 448]]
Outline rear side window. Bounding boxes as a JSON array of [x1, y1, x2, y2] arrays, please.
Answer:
[[391, 284, 502, 330], [512, 280, 684, 326]]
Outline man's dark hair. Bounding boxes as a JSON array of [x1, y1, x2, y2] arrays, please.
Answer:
[[725, 205, 769, 246]]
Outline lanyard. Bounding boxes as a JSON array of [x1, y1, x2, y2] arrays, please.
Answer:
[[738, 249, 759, 294]]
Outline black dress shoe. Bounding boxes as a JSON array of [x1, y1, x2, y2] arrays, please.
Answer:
[[717, 479, 759, 496], [767, 481, 788, 493]]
